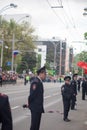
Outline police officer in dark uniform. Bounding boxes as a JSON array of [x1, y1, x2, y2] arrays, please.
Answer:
[[82, 77, 87, 100], [28, 66, 46, 130], [61, 76, 73, 122], [0, 75, 2, 86], [0, 93, 13, 130], [71, 73, 78, 110]]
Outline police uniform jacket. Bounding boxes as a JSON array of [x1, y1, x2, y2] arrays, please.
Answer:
[[61, 83, 73, 100], [28, 77, 44, 113], [82, 80, 87, 90], [0, 93, 13, 130], [71, 80, 77, 95]]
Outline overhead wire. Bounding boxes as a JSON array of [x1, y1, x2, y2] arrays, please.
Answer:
[[65, 0, 82, 41], [46, 0, 68, 28], [57, 0, 76, 28]]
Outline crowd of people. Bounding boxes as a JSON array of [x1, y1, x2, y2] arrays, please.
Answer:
[[61, 74, 87, 122], [0, 72, 17, 86], [0, 66, 87, 130]]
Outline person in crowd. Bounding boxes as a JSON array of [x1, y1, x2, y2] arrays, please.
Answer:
[[82, 77, 87, 100], [77, 78, 81, 92], [71, 73, 78, 110], [61, 76, 73, 122], [0, 93, 13, 130], [0, 74, 2, 86], [28, 66, 46, 130]]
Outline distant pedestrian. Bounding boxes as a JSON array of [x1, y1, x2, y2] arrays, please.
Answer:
[[61, 76, 73, 122], [0, 93, 13, 130], [71, 73, 78, 110], [28, 66, 46, 130], [82, 77, 87, 100], [0, 75, 2, 86], [77, 78, 81, 92]]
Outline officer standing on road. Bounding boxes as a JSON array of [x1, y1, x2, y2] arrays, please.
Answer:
[[28, 66, 46, 130], [61, 76, 73, 122], [82, 77, 87, 100], [71, 73, 78, 110], [0, 74, 2, 86], [0, 93, 13, 130]]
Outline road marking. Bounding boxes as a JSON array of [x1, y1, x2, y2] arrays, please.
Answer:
[[45, 98, 62, 108], [84, 121, 87, 125], [44, 95, 51, 99], [3, 90, 28, 95], [12, 106, 20, 110], [13, 115, 29, 124], [52, 93, 59, 96]]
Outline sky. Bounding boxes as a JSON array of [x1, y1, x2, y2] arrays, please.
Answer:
[[0, 0, 87, 53]]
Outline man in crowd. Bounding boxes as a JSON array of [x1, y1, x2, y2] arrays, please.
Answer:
[[61, 76, 73, 122], [82, 77, 87, 100], [28, 66, 46, 130], [71, 73, 78, 110], [0, 93, 13, 130]]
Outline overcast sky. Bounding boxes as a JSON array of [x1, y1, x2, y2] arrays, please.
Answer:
[[0, 0, 87, 53]]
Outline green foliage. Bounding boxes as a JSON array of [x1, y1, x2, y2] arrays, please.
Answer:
[[84, 32, 87, 40], [0, 18, 37, 71], [74, 51, 87, 75], [17, 52, 37, 73]]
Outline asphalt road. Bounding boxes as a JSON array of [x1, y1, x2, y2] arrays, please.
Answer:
[[0, 82, 87, 130]]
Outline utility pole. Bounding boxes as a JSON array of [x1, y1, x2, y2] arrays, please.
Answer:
[[11, 33, 15, 72], [59, 41, 62, 76]]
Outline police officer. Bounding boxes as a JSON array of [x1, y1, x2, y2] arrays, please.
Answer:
[[71, 73, 78, 110], [0, 75, 2, 86], [61, 76, 73, 122], [77, 78, 81, 92], [0, 93, 13, 130], [28, 66, 46, 130], [82, 77, 87, 100]]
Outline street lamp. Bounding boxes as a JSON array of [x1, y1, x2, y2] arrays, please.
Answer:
[[11, 15, 30, 72], [0, 40, 3, 67], [83, 7, 87, 16], [0, 3, 17, 14], [0, 3, 17, 68]]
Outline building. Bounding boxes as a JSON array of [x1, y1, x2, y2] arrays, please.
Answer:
[[34, 38, 68, 75], [35, 45, 47, 67]]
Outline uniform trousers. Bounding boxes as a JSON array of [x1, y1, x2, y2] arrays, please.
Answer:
[[71, 95, 76, 109], [63, 98, 70, 120], [30, 111, 42, 130]]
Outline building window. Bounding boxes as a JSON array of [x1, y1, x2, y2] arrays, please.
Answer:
[[38, 48, 42, 52]]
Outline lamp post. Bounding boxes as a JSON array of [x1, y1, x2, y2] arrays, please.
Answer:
[[83, 7, 87, 16], [0, 40, 3, 67], [11, 15, 29, 72], [0, 3, 17, 68], [0, 3, 17, 14], [59, 41, 62, 76], [0, 3, 17, 24], [52, 42, 57, 70]]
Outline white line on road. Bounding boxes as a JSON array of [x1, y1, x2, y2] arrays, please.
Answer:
[[13, 98, 62, 124], [44, 95, 51, 99], [12, 106, 20, 110], [84, 121, 87, 125], [45, 98, 62, 108]]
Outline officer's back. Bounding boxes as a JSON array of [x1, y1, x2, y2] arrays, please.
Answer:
[[0, 93, 13, 130]]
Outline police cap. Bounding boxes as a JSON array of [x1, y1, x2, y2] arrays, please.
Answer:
[[37, 66, 46, 75], [73, 73, 78, 77], [64, 76, 71, 81]]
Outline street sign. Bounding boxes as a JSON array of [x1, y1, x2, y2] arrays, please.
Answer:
[[6, 61, 11, 66]]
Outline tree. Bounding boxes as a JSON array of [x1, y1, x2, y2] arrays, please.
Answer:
[[84, 32, 87, 40], [17, 52, 37, 73], [74, 51, 87, 75], [0, 18, 37, 72]]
